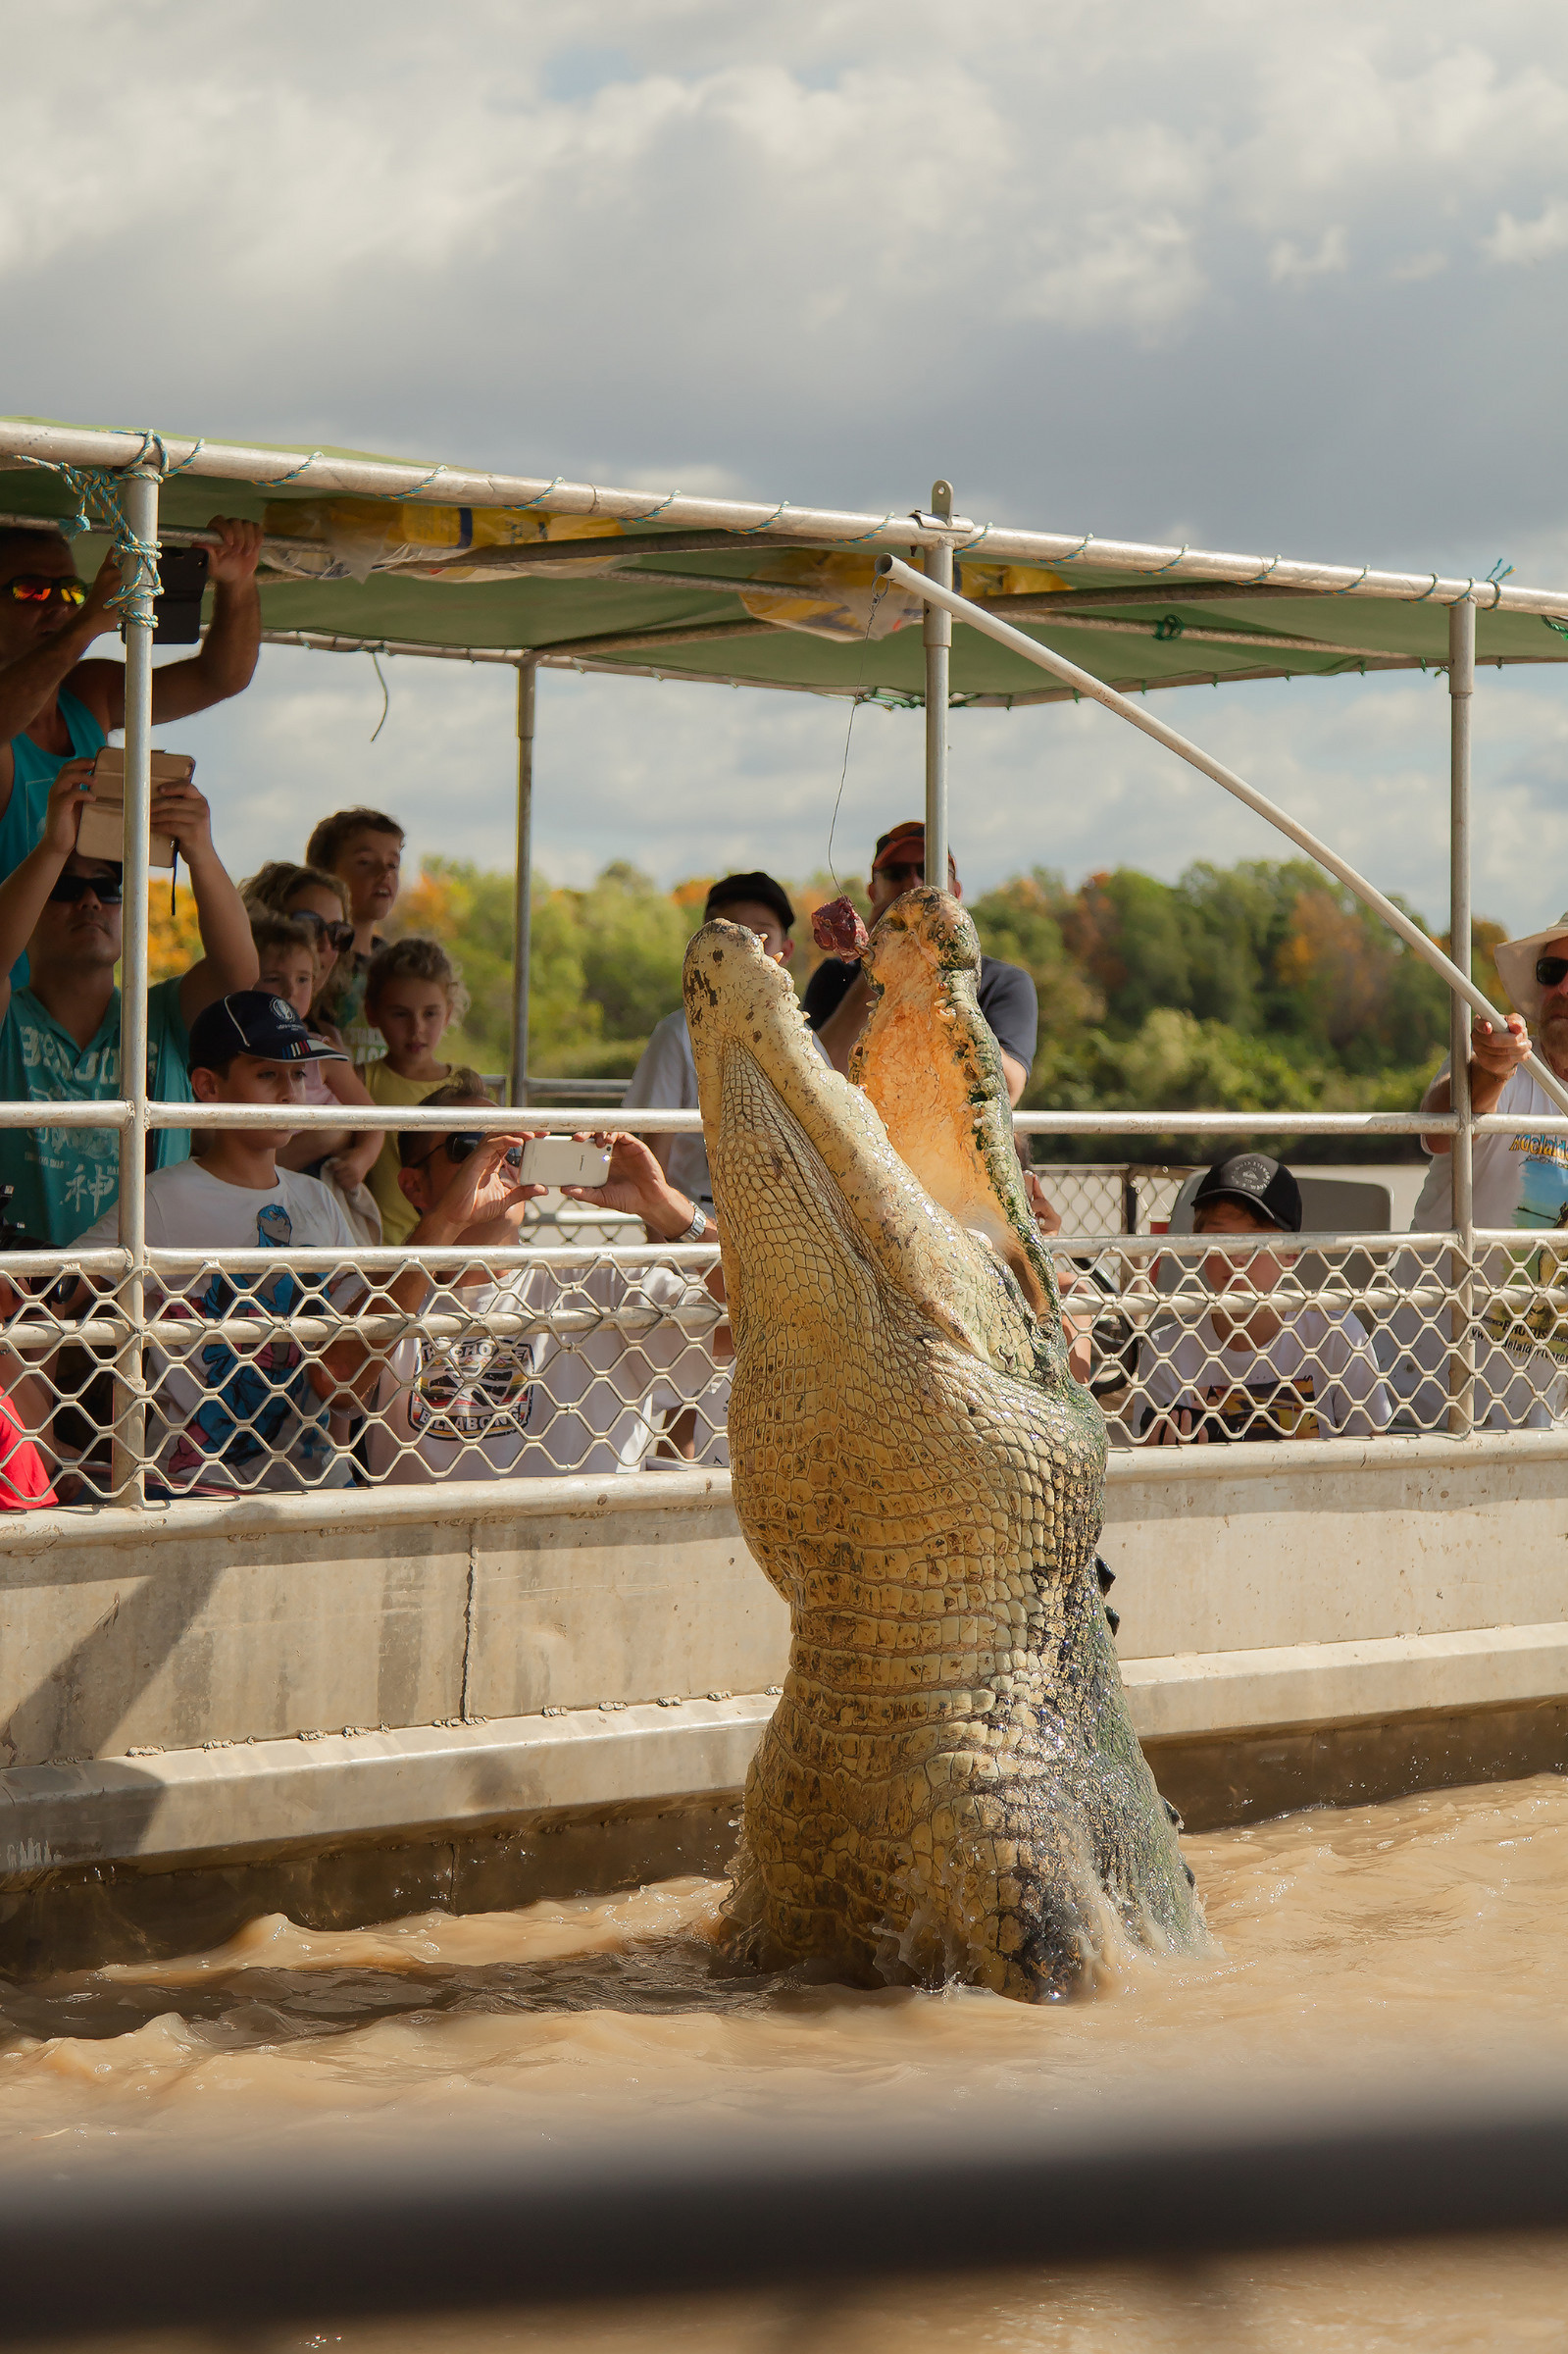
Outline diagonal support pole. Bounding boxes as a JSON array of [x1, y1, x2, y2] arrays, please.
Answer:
[[875, 553, 1568, 1119]]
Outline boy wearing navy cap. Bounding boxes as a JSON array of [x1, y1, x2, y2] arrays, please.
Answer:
[[77, 992, 538, 1495], [1139, 1151, 1391, 1445]]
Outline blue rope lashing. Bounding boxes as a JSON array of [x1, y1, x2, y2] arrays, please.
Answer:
[[264, 450, 325, 487]]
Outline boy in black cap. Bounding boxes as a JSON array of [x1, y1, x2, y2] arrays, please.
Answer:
[[76, 991, 539, 1495], [1139, 1151, 1391, 1444], [623, 871, 818, 1213]]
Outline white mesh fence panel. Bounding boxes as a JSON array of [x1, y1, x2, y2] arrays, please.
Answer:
[[6, 1101, 1566, 1499]]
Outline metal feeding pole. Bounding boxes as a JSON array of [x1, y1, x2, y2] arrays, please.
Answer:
[[1448, 600, 1477, 1435], [111, 460, 160, 1508], [509, 656, 537, 1108], [924, 480, 953, 889], [873, 552, 1568, 1121]]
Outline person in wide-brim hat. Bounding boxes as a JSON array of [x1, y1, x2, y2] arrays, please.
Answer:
[[1411, 906, 1568, 1242], [1492, 910, 1568, 1027]]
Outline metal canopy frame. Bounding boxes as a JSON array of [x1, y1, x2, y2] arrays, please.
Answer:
[[3, 417, 1566, 1485]]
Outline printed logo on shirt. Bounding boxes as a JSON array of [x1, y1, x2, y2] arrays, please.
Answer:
[[408, 1334, 536, 1445], [1485, 1203, 1568, 1366], [164, 1200, 325, 1489], [1199, 1376, 1319, 1443], [1508, 1133, 1568, 1230]]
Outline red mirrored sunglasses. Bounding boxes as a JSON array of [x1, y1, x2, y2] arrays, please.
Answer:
[[4, 575, 87, 608]]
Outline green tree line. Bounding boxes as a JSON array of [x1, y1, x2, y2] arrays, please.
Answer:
[[390, 854, 1505, 1157]]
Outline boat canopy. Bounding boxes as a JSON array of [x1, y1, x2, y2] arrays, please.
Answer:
[[3, 416, 1567, 704]]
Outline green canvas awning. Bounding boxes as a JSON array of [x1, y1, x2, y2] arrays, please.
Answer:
[[4, 417, 1567, 704]]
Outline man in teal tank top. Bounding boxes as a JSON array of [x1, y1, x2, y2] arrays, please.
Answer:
[[0, 516, 264, 888], [0, 761, 260, 1245]]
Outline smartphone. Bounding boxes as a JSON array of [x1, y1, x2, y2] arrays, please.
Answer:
[[517, 1137, 612, 1189], [153, 544, 210, 644]]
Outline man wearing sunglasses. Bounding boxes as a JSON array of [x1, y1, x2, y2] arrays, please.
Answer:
[[361, 1079, 728, 1485], [1397, 909, 1568, 1426], [0, 758, 258, 1248], [802, 819, 1038, 1103], [0, 517, 263, 889]]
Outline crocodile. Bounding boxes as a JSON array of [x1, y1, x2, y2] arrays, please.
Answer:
[[683, 886, 1205, 2000]]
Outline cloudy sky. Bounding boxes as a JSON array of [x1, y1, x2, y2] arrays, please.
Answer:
[[8, 0, 1568, 926]]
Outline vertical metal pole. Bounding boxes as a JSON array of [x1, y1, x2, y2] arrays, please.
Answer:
[[1447, 597, 1476, 1437], [509, 658, 537, 1108], [112, 465, 159, 1507], [924, 479, 953, 892]]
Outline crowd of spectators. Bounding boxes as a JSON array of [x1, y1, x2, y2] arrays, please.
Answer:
[[0, 515, 1557, 1509]]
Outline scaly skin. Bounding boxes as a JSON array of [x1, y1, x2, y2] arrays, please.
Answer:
[[684, 890, 1204, 2000]]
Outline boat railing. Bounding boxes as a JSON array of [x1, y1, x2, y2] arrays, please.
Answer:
[[2, 1096, 1561, 1509]]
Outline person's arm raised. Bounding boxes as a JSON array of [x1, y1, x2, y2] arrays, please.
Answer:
[[1420, 1014, 1530, 1154], [562, 1130, 706, 1242], [75, 521, 264, 734], [0, 555, 125, 811], [564, 1131, 728, 1320], [0, 759, 95, 1023], [160, 780, 260, 1028], [149, 519, 263, 724]]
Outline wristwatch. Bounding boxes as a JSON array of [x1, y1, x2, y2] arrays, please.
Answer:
[[673, 1203, 708, 1244]]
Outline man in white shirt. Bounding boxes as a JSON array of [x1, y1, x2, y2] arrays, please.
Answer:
[[1397, 911, 1568, 1426], [1139, 1153, 1391, 1444], [364, 1080, 727, 1484], [623, 872, 807, 1209], [77, 993, 540, 1496]]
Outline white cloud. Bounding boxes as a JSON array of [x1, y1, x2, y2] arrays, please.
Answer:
[[11, 0, 1568, 967], [1268, 226, 1348, 284], [1481, 199, 1568, 266], [161, 640, 1568, 950], [1390, 249, 1447, 282]]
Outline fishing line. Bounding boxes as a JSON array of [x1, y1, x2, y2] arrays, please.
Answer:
[[826, 580, 887, 891], [370, 650, 390, 742]]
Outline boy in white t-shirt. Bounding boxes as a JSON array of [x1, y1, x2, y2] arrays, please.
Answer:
[[1139, 1153, 1391, 1445], [364, 1080, 726, 1484], [77, 993, 541, 1496]]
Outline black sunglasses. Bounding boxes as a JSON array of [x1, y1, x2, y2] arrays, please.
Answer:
[[1536, 955, 1568, 990], [878, 860, 926, 888], [408, 1132, 525, 1174], [290, 907, 355, 952], [48, 871, 123, 906]]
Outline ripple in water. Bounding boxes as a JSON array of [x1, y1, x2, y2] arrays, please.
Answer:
[[2, 1774, 1566, 2347]]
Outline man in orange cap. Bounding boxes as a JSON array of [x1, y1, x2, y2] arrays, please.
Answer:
[[803, 819, 1037, 1102]]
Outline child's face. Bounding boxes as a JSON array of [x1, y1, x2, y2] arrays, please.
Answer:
[[337, 830, 402, 929], [1194, 1199, 1290, 1293], [286, 884, 348, 999], [373, 976, 451, 1061], [258, 950, 317, 1023]]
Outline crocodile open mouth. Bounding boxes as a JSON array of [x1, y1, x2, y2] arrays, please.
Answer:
[[682, 901, 1203, 2000]]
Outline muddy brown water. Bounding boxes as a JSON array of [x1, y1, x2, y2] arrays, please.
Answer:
[[4, 1772, 1567, 2349]]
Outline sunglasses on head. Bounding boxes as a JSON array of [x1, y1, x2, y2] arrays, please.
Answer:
[[290, 907, 355, 951], [4, 575, 87, 608], [1537, 956, 1568, 990], [48, 870, 123, 906]]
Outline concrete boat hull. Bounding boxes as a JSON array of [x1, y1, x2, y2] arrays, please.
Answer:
[[3, 1436, 1566, 1970]]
